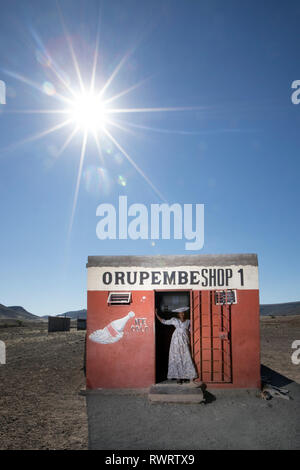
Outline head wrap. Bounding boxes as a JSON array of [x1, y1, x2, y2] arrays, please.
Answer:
[[172, 307, 189, 313]]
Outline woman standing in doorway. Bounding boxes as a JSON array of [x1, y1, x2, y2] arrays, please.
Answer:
[[155, 307, 198, 385]]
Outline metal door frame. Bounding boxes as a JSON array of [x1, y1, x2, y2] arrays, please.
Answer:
[[191, 289, 233, 384]]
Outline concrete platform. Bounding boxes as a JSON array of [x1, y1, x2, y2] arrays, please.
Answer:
[[86, 368, 300, 449], [148, 382, 205, 404]]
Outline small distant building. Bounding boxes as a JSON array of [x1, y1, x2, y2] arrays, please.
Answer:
[[48, 316, 71, 333], [77, 318, 87, 330]]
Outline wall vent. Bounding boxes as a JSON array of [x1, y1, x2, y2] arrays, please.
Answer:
[[108, 292, 132, 304]]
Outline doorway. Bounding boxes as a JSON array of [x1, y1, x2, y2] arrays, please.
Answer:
[[191, 290, 233, 383], [155, 291, 191, 383]]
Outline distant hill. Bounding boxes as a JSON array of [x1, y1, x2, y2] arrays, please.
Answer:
[[1, 301, 300, 322], [0, 304, 39, 321], [0, 303, 87, 322], [41, 309, 87, 320], [260, 301, 300, 316], [56, 309, 87, 320], [50, 304, 300, 319]]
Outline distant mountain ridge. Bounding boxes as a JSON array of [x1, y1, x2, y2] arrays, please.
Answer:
[[52, 309, 87, 320], [0, 303, 87, 321], [1, 301, 300, 322], [260, 301, 300, 316], [0, 304, 39, 321]]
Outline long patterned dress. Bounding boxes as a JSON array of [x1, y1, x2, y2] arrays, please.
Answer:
[[160, 317, 197, 380]]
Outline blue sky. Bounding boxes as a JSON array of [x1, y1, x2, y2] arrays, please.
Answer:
[[0, 0, 299, 315]]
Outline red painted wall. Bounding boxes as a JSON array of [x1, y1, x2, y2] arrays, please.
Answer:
[[86, 290, 155, 389], [230, 289, 261, 389], [199, 289, 260, 389], [86, 288, 260, 390]]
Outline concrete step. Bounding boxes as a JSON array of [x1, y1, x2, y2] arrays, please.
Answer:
[[148, 383, 205, 404]]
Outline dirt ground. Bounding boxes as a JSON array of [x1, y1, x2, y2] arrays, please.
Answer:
[[0, 315, 299, 450], [0, 323, 87, 450], [260, 315, 300, 384]]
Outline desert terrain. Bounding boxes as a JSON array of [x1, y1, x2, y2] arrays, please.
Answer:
[[0, 315, 299, 449], [260, 315, 300, 384], [0, 323, 87, 450]]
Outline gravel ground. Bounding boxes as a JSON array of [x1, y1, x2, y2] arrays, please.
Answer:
[[87, 315, 300, 450], [260, 315, 300, 384], [87, 384, 300, 450], [0, 315, 299, 449], [0, 323, 87, 450]]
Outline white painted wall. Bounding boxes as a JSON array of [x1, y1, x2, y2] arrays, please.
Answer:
[[87, 265, 259, 291]]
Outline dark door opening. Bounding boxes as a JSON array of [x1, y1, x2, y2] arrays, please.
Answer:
[[155, 291, 190, 383]]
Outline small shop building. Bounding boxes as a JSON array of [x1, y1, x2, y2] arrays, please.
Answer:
[[86, 254, 260, 390]]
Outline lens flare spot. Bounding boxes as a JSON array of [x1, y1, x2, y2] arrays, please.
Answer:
[[43, 81, 56, 96], [83, 166, 111, 195], [36, 50, 52, 67], [103, 140, 113, 155], [117, 175, 127, 187]]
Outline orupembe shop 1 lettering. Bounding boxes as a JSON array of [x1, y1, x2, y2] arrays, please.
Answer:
[[102, 268, 245, 287]]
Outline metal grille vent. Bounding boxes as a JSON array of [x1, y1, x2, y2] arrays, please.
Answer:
[[107, 292, 132, 304], [215, 290, 236, 305]]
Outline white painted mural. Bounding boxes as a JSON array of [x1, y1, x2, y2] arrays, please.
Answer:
[[89, 311, 135, 344]]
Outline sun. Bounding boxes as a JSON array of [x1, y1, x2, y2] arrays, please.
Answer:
[[69, 92, 107, 132], [2, 10, 201, 238]]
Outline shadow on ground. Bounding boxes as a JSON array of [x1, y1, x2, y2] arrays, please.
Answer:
[[261, 364, 294, 387], [86, 365, 300, 450]]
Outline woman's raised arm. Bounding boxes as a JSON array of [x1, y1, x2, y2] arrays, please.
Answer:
[[155, 308, 164, 323]]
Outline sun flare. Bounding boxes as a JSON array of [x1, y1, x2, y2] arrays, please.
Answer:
[[69, 92, 107, 132], [3, 9, 202, 239]]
